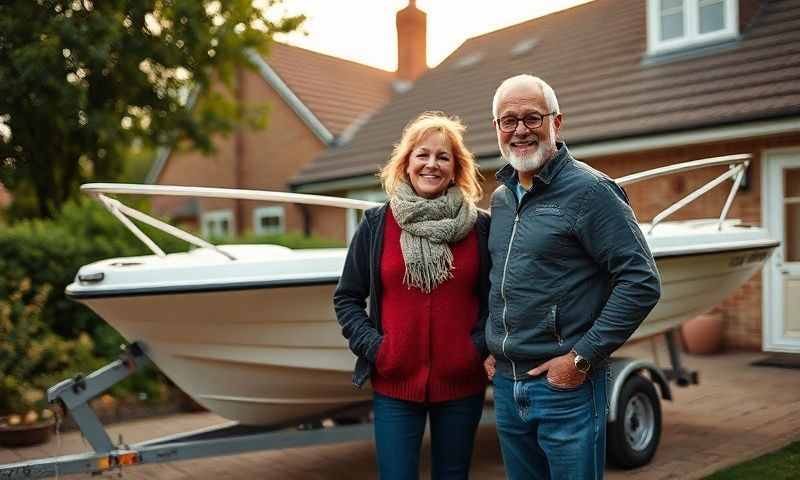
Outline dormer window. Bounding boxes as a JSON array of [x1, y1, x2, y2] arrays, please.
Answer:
[[453, 52, 484, 69], [510, 38, 538, 57], [647, 0, 738, 55]]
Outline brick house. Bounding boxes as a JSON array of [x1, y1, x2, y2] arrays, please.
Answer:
[[290, 0, 800, 352], [146, 39, 413, 238]]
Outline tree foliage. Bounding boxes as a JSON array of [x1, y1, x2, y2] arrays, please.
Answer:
[[0, 0, 304, 218]]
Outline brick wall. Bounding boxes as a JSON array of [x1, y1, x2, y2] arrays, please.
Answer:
[[307, 204, 350, 241], [152, 132, 239, 224]]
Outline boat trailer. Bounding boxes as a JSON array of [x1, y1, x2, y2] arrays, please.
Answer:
[[0, 342, 394, 479], [0, 333, 698, 478], [0, 341, 398, 479]]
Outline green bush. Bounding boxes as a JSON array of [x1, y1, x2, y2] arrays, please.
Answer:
[[227, 231, 345, 249], [0, 279, 104, 416]]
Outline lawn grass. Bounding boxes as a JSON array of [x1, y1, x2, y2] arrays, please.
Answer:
[[704, 440, 800, 479]]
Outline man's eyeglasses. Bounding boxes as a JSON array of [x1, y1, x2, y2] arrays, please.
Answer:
[[495, 112, 557, 133]]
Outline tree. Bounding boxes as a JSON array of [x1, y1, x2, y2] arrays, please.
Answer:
[[0, 0, 304, 218]]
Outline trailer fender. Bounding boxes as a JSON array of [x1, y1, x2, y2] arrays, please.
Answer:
[[607, 357, 672, 423]]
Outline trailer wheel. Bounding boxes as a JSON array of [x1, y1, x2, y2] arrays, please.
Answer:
[[607, 374, 661, 469]]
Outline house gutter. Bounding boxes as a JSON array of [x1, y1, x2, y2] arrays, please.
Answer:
[[482, 116, 800, 170], [292, 115, 800, 193]]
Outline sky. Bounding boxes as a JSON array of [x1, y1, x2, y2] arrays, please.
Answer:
[[270, 0, 595, 71]]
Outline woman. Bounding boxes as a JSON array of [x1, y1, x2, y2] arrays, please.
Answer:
[[334, 112, 490, 479]]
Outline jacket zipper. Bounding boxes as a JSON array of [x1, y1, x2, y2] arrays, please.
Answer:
[[500, 212, 520, 379], [552, 304, 564, 345]]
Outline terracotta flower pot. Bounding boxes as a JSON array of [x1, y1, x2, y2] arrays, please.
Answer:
[[680, 310, 724, 355], [0, 416, 56, 447]]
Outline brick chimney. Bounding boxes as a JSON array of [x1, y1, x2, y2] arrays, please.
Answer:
[[396, 0, 427, 83]]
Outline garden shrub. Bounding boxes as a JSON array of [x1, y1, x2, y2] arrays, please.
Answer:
[[0, 279, 104, 416]]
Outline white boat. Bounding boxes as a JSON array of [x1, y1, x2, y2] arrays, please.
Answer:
[[66, 154, 777, 426]]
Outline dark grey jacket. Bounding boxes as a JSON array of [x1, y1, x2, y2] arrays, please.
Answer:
[[487, 143, 661, 380], [334, 203, 492, 388]]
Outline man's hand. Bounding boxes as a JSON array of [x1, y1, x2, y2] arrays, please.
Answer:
[[527, 351, 586, 389], [484, 354, 496, 380]]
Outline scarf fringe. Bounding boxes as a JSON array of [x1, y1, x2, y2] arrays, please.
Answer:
[[403, 248, 454, 293]]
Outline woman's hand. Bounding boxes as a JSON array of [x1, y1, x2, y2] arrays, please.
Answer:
[[483, 354, 496, 380]]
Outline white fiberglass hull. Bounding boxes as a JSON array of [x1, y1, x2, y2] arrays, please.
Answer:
[[79, 284, 361, 425], [67, 221, 777, 426], [69, 245, 360, 426], [631, 248, 771, 340]]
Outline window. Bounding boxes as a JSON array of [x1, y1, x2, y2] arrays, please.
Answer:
[[346, 190, 386, 241], [510, 38, 539, 57], [660, 0, 684, 41], [452, 52, 484, 69], [647, 0, 738, 55], [253, 206, 285, 236], [201, 209, 234, 239]]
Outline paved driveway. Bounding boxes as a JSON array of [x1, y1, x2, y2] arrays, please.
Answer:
[[2, 343, 799, 479]]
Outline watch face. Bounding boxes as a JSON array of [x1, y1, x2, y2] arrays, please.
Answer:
[[575, 356, 590, 373]]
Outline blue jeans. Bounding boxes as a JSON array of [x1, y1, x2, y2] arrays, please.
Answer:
[[372, 392, 485, 480], [493, 366, 608, 480]]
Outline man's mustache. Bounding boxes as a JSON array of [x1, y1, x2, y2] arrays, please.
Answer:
[[509, 134, 539, 144]]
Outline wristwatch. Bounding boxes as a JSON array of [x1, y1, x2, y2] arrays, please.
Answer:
[[571, 349, 591, 374]]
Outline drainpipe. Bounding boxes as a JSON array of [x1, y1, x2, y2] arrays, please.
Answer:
[[300, 205, 311, 237], [234, 67, 246, 235]]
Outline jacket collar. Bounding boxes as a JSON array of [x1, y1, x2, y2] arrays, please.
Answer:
[[495, 142, 572, 190]]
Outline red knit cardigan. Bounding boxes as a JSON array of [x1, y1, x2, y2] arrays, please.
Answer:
[[371, 209, 487, 403]]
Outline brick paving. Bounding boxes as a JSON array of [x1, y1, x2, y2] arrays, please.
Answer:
[[2, 343, 799, 479]]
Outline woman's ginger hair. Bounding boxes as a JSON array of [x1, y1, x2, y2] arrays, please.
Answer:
[[379, 111, 483, 203]]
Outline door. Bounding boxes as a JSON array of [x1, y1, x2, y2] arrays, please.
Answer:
[[764, 150, 800, 353]]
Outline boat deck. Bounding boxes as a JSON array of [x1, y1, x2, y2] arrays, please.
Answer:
[[3, 342, 799, 479]]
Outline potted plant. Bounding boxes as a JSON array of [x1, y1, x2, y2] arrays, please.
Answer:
[[0, 279, 100, 446], [679, 307, 724, 355]]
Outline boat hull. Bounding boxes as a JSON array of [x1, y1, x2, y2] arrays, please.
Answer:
[[631, 246, 771, 340], [79, 283, 367, 426], [68, 228, 777, 426]]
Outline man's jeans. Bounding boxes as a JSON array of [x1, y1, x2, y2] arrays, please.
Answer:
[[493, 366, 608, 480], [372, 392, 485, 480]]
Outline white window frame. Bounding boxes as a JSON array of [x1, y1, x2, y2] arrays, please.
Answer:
[[253, 206, 285, 236], [647, 0, 738, 55], [201, 209, 234, 239], [346, 190, 386, 241]]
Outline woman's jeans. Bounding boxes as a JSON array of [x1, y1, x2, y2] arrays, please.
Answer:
[[492, 366, 608, 480], [372, 391, 485, 480]]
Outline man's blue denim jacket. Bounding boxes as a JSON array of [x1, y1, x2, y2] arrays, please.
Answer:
[[487, 143, 661, 380]]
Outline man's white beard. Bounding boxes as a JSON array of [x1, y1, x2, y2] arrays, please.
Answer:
[[506, 141, 552, 172], [501, 123, 557, 173]]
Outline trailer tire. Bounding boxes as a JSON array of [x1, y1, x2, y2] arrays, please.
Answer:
[[607, 374, 661, 469]]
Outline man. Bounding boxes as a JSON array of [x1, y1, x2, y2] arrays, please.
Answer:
[[484, 74, 661, 479]]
